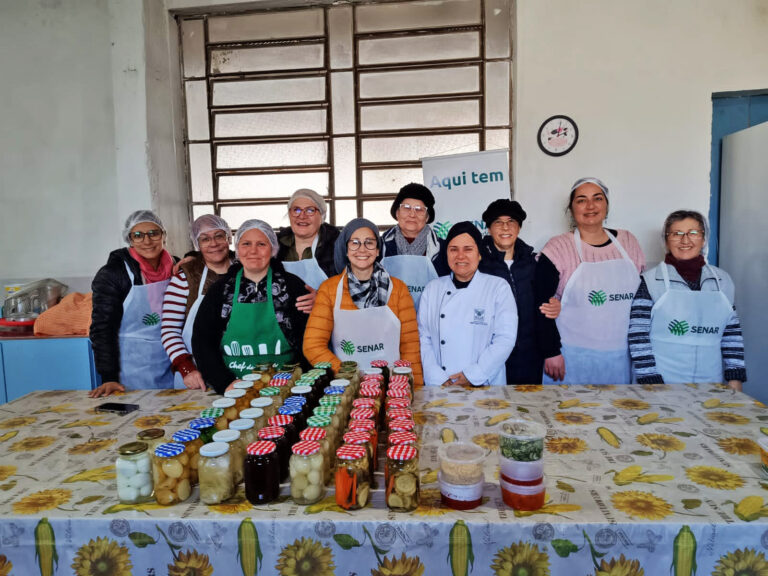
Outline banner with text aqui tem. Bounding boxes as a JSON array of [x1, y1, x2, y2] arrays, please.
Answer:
[[421, 149, 509, 238]]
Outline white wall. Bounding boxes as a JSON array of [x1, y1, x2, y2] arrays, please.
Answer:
[[514, 0, 768, 263]]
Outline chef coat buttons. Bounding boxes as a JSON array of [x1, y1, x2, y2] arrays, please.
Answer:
[[441, 366, 446, 370], [447, 291, 452, 295], [440, 340, 445, 345], [440, 314, 445, 318]]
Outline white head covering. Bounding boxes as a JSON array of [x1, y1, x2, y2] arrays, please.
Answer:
[[234, 219, 279, 259], [190, 214, 232, 250], [570, 177, 609, 196], [122, 210, 165, 244], [288, 188, 327, 218]]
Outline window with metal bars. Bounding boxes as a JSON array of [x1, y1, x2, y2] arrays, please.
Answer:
[[178, 0, 511, 231]]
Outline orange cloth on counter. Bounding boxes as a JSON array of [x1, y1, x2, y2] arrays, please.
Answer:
[[33, 292, 92, 336]]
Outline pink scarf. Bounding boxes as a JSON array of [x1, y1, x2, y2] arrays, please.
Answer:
[[129, 247, 174, 284]]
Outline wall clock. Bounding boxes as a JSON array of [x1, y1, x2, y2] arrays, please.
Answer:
[[537, 115, 578, 156]]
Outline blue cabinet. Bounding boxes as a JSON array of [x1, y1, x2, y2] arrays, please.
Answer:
[[0, 338, 97, 403]]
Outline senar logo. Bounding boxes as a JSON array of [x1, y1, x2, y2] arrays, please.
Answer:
[[142, 312, 161, 326], [588, 290, 607, 306], [340, 339, 355, 356], [668, 319, 689, 336]]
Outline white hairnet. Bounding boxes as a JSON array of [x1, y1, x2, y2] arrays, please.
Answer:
[[191, 214, 232, 250], [234, 219, 279, 259], [123, 210, 165, 244], [288, 188, 327, 218], [570, 177, 609, 196]]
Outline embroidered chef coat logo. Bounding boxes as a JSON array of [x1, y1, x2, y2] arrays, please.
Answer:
[[471, 308, 487, 325], [340, 339, 355, 355], [668, 319, 690, 336], [588, 290, 607, 306]]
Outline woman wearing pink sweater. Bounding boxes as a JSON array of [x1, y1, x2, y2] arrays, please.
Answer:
[[535, 178, 645, 384]]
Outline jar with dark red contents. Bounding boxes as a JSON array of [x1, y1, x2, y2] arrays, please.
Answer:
[[280, 401, 308, 432], [258, 425, 290, 482], [290, 385, 316, 410], [245, 440, 280, 504], [269, 414, 299, 447], [343, 431, 376, 488], [284, 395, 311, 422], [335, 444, 370, 510], [300, 426, 331, 483], [388, 430, 417, 450]]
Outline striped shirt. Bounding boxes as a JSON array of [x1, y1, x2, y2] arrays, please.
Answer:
[[161, 270, 196, 376]]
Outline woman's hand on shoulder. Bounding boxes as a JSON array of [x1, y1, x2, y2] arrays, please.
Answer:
[[539, 297, 561, 319], [296, 285, 317, 314], [173, 255, 195, 275], [88, 381, 125, 398]]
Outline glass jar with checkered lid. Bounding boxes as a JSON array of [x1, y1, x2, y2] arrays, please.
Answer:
[[171, 429, 202, 485], [224, 388, 251, 415], [386, 445, 419, 512], [335, 444, 370, 510], [343, 430, 375, 488], [300, 426, 331, 483], [290, 440, 325, 505], [212, 397, 239, 428], [189, 417, 217, 444], [250, 397, 277, 420], [245, 440, 280, 504], [198, 441, 233, 505], [258, 425, 290, 482], [212, 429, 245, 485], [152, 442, 192, 505]]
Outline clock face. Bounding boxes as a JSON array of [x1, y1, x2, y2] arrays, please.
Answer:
[[538, 115, 578, 156]]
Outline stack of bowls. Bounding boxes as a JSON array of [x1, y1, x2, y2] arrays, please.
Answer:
[[499, 419, 546, 511]]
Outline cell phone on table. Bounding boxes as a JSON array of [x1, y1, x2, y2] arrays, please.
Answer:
[[95, 402, 140, 415]]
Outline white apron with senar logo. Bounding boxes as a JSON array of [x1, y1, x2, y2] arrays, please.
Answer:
[[650, 263, 732, 383], [331, 272, 401, 367], [380, 254, 437, 311], [543, 229, 639, 385]]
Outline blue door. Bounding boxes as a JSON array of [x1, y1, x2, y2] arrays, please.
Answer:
[[709, 92, 768, 263]]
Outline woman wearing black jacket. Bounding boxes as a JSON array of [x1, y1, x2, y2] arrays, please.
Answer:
[[89, 210, 178, 397], [479, 199, 560, 384]]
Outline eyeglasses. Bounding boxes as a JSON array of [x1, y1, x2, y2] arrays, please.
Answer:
[[666, 229, 703, 241], [198, 231, 229, 247], [491, 218, 518, 229], [130, 229, 163, 242], [290, 206, 319, 217], [347, 238, 377, 251], [398, 203, 427, 215]]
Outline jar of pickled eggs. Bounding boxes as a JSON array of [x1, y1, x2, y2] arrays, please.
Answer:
[[116, 441, 153, 504], [289, 440, 325, 505]]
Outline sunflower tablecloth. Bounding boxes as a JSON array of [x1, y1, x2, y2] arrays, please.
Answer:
[[1, 384, 768, 576]]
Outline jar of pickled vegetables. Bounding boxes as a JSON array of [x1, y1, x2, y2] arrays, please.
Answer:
[[322, 385, 347, 411], [171, 429, 202, 485], [152, 442, 192, 505], [230, 418, 258, 447], [386, 385, 411, 403], [336, 370, 360, 393], [289, 440, 325, 505], [388, 430, 417, 450], [335, 444, 370, 510], [368, 362, 389, 381], [257, 363, 275, 378], [347, 419, 378, 472], [258, 425, 290, 481], [389, 418, 415, 434], [250, 397, 277, 420], [386, 408, 413, 427], [306, 415, 334, 452], [330, 378, 353, 403], [359, 384, 382, 412], [280, 362, 302, 381], [189, 417, 217, 444], [269, 378, 292, 400], [238, 408, 265, 431], [386, 445, 419, 512], [116, 441, 153, 504], [200, 406, 226, 432], [300, 427, 331, 483], [212, 397, 240, 428], [245, 440, 280, 505], [136, 428, 165, 453], [339, 360, 358, 372], [259, 386, 283, 407], [352, 397, 376, 410], [241, 373, 263, 392], [212, 429, 245, 485], [224, 388, 251, 414], [319, 394, 342, 410], [233, 379, 257, 400], [343, 430, 375, 486], [313, 405, 341, 433], [198, 441, 233, 505]]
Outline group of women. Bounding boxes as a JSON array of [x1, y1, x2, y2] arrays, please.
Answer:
[[88, 178, 747, 397]]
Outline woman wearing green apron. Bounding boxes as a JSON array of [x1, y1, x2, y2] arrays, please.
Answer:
[[192, 219, 311, 394]]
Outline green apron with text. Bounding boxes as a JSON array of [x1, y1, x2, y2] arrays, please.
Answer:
[[221, 268, 294, 378]]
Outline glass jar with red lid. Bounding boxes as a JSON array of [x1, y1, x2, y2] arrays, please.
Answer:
[[388, 430, 417, 450], [290, 440, 325, 505], [347, 419, 378, 473], [300, 427, 331, 484], [258, 425, 290, 482], [343, 430, 375, 487], [245, 440, 280, 504], [268, 413, 298, 446], [386, 445, 419, 512], [335, 444, 370, 510]]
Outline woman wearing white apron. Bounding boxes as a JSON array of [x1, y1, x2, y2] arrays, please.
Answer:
[[161, 214, 233, 390], [89, 210, 178, 397], [536, 178, 645, 384], [419, 222, 518, 387], [380, 183, 449, 311], [629, 210, 746, 390], [277, 188, 339, 294], [303, 218, 423, 383]]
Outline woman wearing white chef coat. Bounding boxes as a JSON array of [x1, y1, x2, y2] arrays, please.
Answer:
[[418, 221, 518, 387], [380, 183, 449, 310], [161, 214, 233, 390], [629, 210, 746, 390]]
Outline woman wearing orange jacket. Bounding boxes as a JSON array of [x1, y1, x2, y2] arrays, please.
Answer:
[[303, 218, 422, 384]]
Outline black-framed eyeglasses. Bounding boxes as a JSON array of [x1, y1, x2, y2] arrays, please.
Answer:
[[347, 238, 377, 251], [291, 206, 319, 217], [666, 230, 703, 241], [198, 231, 229, 247], [130, 229, 163, 242]]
